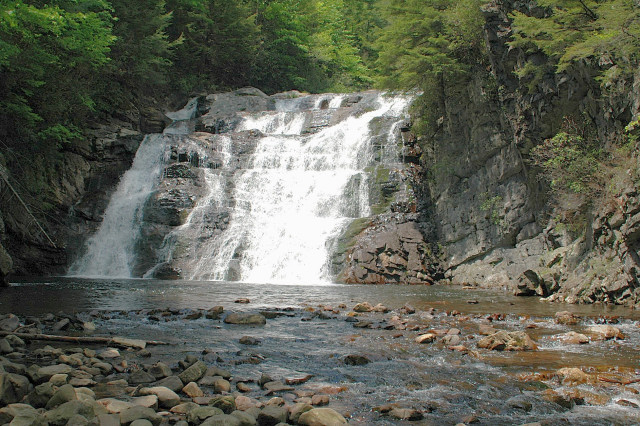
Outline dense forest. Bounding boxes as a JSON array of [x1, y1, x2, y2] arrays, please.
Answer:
[[1, 0, 640, 294], [1, 0, 638, 182]]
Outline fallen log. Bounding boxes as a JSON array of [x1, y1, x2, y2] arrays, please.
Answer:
[[0, 330, 170, 349]]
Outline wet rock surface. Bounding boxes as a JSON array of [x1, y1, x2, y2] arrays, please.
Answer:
[[0, 292, 638, 425]]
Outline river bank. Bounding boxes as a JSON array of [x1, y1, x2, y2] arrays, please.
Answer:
[[0, 280, 639, 424]]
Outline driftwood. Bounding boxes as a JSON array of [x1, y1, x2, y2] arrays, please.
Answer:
[[0, 330, 170, 348]]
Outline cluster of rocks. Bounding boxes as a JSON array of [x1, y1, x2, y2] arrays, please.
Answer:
[[0, 312, 349, 425], [339, 215, 441, 285]]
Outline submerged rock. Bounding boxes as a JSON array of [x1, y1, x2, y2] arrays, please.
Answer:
[[477, 331, 538, 351]]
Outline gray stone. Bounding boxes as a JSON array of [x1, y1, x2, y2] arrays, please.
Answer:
[[119, 405, 161, 426], [188, 406, 224, 424], [298, 408, 347, 425], [37, 364, 73, 383], [148, 362, 172, 380], [224, 314, 266, 325], [25, 382, 56, 408], [201, 414, 242, 426], [155, 375, 184, 392], [0, 314, 19, 332], [257, 405, 287, 426], [288, 403, 313, 423], [0, 338, 13, 354], [129, 369, 156, 385], [209, 395, 236, 414], [65, 414, 90, 426], [130, 420, 153, 426], [179, 360, 208, 383], [46, 383, 77, 409], [44, 400, 105, 426], [96, 413, 120, 426], [0, 373, 31, 405], [139, 386, 180, 408], [231, 410, 257, 426]]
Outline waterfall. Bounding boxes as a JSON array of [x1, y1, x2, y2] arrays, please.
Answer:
[[69, 99, 198, 278], [70, 91, 412, 283]]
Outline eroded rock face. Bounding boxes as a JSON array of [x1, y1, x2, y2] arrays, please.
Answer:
[[338, 214, 442, 284]]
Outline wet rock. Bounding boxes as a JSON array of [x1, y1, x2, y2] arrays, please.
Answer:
[[389, 407, 423, 421], [209, 395, 236, 414], [179, 360, 208, 383], [155, 375, 184, 392], [263, 381, 294, 394], [285, 374, 313, 385], [311, 395, 329, 406], [353, 302, 373, 313], [235, 395, 257, 411], [206, 306, 225, 320], [0, 372, 31, 405], [224, 314, 266, 325], [235, 298, 251, 304], [258, 373, 273, 388], [231, 409, 257, 425], [0, 338, 13, 354], [298, 408, 347, 425], [97, 398, 135, 414], [541, 389, 573, 409], [185, 311, 203, 320], [205, 366, 232, 380], [342, 354, 370, 365], [52, 318, 71, 332], [183, 381, 205, 398], [133, 395, 159, 410], [506, 395, 532, 412], [442, 334, 462, 346], [478, 324, 497, 335], [170, 402, 199, 415], [556, 368, 592, 385], [119, 405, 161, 426], [415, 333, 436, 344], [0, 314, 19, 332], [97, 413, 120, 426], [44, 400, 105, 425], [149, 362, 173, 380], [239, 336, 261, 346], [36, 364, 73, 382], [201, 414, 242, 426], [555, 331, 589, 345], [257, 405, 288, 425], [99, 348, 121, 359], [25, 382, 56, 408], [477, 331, 538, 351], [188, 406, 224, 423], [214, 377, 232, 393], [372, 303, 389, 313], [555, 311, 579, 325], [139, 386, 181, 408], [46, 383, 77, 409], [0, 403, 46, 425], [130, 369, 156, 385], [588, 324, 624, 340], [289, 403, 313, 423], [130, 419, 154, 426]]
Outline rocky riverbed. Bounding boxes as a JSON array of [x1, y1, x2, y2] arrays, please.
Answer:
[[0, 287, 639, 425]]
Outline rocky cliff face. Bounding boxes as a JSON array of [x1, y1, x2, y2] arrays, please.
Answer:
[[419, 0, 640, 305], [0, 102, 169, 282]]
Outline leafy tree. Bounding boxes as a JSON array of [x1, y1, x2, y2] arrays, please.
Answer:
[[0, 0, 114, 148], [510, 0, 640, 85], [167, 0, 258, 93], [106, 0, 175, 102]]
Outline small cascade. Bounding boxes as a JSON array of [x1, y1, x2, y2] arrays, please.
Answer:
[[68, 99, 198, 278], [70, 90, 413, 283]]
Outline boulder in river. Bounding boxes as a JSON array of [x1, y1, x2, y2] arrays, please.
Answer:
[[224, 313, 266, 325], [476, 330, 538, 351]]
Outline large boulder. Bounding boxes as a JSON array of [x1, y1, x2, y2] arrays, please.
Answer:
[[298, 408, 348, 425]]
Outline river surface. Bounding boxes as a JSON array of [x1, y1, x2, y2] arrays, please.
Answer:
[[2, 278, 640, 424]]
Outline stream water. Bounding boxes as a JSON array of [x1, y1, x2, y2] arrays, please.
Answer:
[[2, 278, 639, 424]]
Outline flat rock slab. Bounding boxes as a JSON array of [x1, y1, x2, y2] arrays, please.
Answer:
[[223, 313, 266, 325]]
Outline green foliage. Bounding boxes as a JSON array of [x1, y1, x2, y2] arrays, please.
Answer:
[[510, 0, 640, 86], [480, 192, 504, 226], [530, 130, 602, 195], [0, 0, 114, 148]]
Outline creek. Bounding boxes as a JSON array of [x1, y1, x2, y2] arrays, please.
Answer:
[[2, 278, 639, 424]]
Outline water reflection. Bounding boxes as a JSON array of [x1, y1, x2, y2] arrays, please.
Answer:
[[2, 277, 638, 319]]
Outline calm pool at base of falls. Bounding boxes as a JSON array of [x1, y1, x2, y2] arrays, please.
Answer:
[[2, 278, 639, 425]]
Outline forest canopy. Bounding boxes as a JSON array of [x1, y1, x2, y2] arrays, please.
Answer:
[[1, 0, 638, 156]]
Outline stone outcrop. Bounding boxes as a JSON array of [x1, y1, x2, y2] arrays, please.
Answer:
[[415, 0, 640, 305]]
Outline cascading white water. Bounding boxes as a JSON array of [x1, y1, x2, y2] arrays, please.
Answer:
[[70, 91, 412, 283], [186, 93, 412, 284], [69, 99, 198, 278]]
